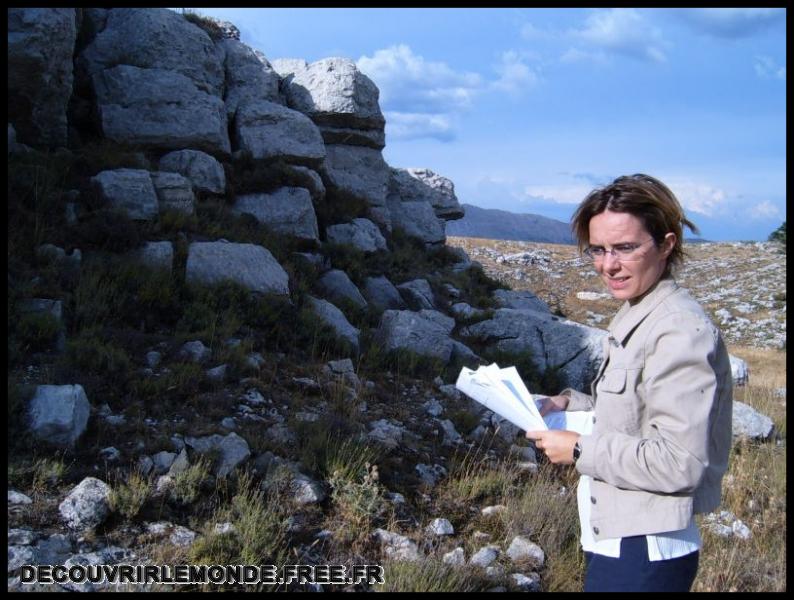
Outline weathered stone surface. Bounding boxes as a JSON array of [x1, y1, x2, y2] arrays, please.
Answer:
[[375, 310, 457, 362], [426, 518, 455, 536], [389, 167, 464, 220], [373, 529, 423, 562], [321, 144, 390, 208], [91, 168, 159, 220], [363, 276, 406, 311], [280, 57, 385, 130], [28, 384, 90, 447], [8, 8, 76, 148], [388, 198, 446, 247], [59, 477, 112, 531], [506, 535, 545, 565], [270, 58, 309, 78], [151, 171, 196, 215], [729, 354, 749, 387], [233, 188, 319, 241], [493, 289, 551, 314], [130, 241, 173, 273], [318, 125, 385, 150], [397, 279, 436, 310], [732, 401, 774, 441], [315, 269, 368, 310], [306, 296, 360, 355], [78, 7, 224, 95], [186, 241, 289, 296], [326, 218, 387, 252], [218, 38, 282, 118], [91, 65, 230, 155], [159, 149, 226, 195], [184, 432, 251, 477], [234, 100, 325, 165], [461, 308, 607, 391]]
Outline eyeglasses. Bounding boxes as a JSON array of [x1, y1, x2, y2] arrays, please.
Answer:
[[583, 238, 655, 261]]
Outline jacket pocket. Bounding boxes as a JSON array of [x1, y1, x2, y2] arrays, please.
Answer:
[[596, 368, 640, 434]]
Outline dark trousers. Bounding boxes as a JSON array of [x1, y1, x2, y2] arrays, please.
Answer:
[[584, 535, 699, 592]]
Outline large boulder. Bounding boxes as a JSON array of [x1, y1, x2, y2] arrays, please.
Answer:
[[461, 308, 607, 392], [218, 38, 282, 119], [159, 149, 226, 195], [320, 144, 390, 211], [234, 100, 326, 165], [315, 270, 368, 311], [184, 433, 251, 478], [279, 57, 385, 131], [387, 198, 446, 247], [375, 309, 457, 363], [150, 171, 195, 215], [78, 8, 224, 96], [306, 296, 360, 355], [233, 188, 319, 241], [8, 8, 77, 148], [186, 241, 289, 295], [59, 478, 112, 531], [493, 289, 551, 314], [90, 168, 159, 220], [325, 218, 387, 252], [389, 168, 464, 220], [732, 401, 773, 441], [28, 384, 91, 448], [363, 276, 406, 311], [90, 64, 230, 155]]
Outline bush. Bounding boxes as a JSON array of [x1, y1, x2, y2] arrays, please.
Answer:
[[14, 311, 61, 354], [110, 471, 151, 520], [768, 221, 786, 250], [169, 456, 212, 506]]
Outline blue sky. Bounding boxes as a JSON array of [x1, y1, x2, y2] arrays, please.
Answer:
[[185, 8, 785, 241]]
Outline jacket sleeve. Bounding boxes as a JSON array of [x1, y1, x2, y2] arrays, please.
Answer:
[[560, 387, 594, 412], [575, 310, 720, 494]]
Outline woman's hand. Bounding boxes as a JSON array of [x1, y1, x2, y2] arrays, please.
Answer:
[[536, 394, 570, 416], [525, 430, 580, 465]]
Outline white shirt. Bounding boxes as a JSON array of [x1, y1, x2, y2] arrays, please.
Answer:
[[577, 474, 701, 560]]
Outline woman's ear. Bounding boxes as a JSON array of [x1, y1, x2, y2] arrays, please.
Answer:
[[661, 232, 676, 258]]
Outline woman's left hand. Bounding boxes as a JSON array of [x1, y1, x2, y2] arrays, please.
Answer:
[[525, 430, 580, 465]]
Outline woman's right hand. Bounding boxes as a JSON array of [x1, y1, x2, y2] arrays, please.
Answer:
[[537, 394, 570, 416]]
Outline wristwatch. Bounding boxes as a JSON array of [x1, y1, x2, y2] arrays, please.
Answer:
[[572, 441, 582, 463]]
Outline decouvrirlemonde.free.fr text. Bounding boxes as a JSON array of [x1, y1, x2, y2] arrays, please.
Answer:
[[20, 564, 385, 586]]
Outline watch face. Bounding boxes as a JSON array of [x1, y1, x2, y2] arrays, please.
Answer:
[[573, 443, 581, 460]]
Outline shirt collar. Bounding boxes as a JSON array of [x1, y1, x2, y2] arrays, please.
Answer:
[[607, 277, 680, 346]]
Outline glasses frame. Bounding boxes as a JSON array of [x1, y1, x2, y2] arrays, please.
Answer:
[[583, 238, 656, 261]]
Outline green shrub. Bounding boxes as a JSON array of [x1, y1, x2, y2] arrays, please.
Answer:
[[61, 328, 132, 380], [378, 560, 492, 592], [14, 311, 61, 353], [189, 472, 289, 589], [169, 456, 212, 506], [110, 471, 151, 520]]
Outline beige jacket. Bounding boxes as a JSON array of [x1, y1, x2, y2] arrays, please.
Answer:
[[563, 277, 733, 541]]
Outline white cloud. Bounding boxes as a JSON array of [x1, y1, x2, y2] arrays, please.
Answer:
[[491, 50, 541, 94], [570, 8, 668, 63], [384, 112, 455, 142], [667, 180, 727, 217], [747, 201, 781, 221], [522, 183, 595, 205], [677, 8, 785, 39], [754, 55, 786, 81], [520, 22, 555, 41], [559, 47, 608, 65], [357, 45, 482, 114]]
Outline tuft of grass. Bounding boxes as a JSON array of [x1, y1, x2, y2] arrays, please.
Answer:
[[181, 9, 226, 41], [110, 471, 151, 520], [169, 456, 212, 506], [189, 472, 289, 590], [31, 456, 69, 495], [377, 559, 493, 593]]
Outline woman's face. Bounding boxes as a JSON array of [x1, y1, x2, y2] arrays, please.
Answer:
[[588, 210, 674, 303]]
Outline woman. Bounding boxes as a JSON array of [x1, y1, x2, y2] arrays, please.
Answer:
[[525, 174, 733, 592]]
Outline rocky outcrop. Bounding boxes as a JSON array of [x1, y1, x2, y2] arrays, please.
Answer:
[[158, 150, 226, 195], [8, 9, 77, 148], [28, 385, 91, 448], [185, 241, 289, 295], [389, 168, 464, 221], [461, 308, 607, 391], [375, 309, 460, 363], [326, 218, 387, 252], [233, 188, 320, 241]]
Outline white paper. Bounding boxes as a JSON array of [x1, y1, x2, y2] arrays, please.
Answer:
[[455, 363, 547, 432]]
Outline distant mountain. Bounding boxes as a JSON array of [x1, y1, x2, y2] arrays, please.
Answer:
[[446, 204, 575, 244]]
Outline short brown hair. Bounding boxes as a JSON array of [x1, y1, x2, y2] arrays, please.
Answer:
[[571, 174, 699, 275]]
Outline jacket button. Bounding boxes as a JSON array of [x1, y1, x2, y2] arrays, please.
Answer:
[[593, 527, 600, 535], [592, 416, 597, 424], [590, 496, 597, 505]]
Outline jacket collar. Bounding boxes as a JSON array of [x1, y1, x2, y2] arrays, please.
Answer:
[[607, 277, 680, 346]]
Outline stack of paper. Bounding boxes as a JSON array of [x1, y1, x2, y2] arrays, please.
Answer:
[[455, 363, 594, 435]]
